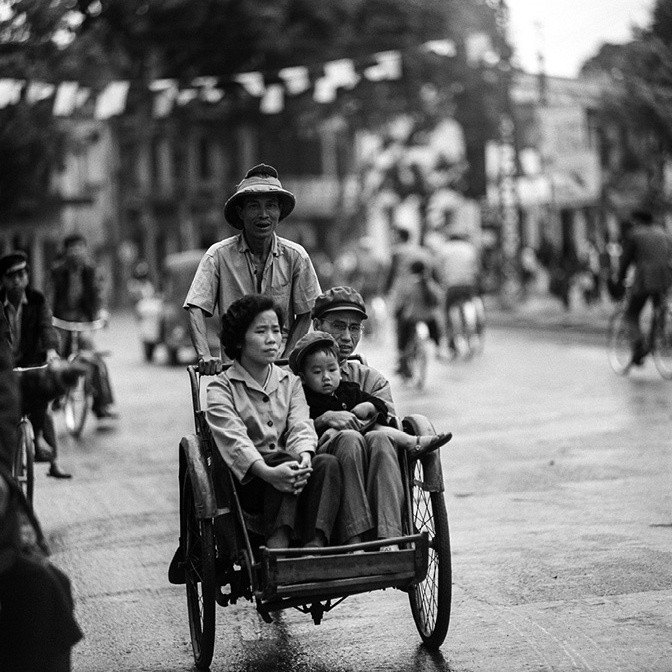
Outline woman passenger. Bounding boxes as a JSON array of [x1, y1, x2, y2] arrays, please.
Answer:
[[205, 294, 341, 548]]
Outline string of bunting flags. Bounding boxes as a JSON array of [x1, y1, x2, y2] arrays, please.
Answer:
[[0, 36, 496, 120]]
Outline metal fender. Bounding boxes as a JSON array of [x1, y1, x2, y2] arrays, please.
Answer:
[[180, 434, 218, 519], [402, 413, 445, 492]]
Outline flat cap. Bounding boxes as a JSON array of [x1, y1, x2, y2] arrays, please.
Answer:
[[0, 250, 27, 277], [311, 286, 368, 321], [288, 331, 339, 374]]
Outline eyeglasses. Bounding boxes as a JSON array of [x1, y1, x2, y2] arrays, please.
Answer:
[[322, 319, 364, 335]]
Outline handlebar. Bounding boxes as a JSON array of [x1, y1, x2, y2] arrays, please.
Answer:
[[52, 317, 106, 331], [13, 364, 49, 373]]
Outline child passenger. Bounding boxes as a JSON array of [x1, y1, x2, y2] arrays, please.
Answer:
[[289, 332, 452, 459], [205, 295, 341, 549]]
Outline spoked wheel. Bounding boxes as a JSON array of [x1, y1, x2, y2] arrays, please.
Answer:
[[64, 360, 89, 437], [607, 309, 632, 375], [13, 419, 35, 505], [652, 306, 672, 379], [403, 416, 451, 650], [182, 476, 216, 669]]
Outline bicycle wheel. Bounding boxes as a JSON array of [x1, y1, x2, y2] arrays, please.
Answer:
[[652, 305, 672, 379], [13, 419, 35, 505], [404, 416, 452, 650], [64, 360, 89, 437], [182, 475, 216, 669], [607, 309, 632, 375]]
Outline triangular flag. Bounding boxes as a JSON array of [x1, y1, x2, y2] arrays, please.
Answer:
[[279, 66, 310, 95], [94, 80, 130, 119], [313, 77, 336, 104], [150, 79, 178, 118], [465, 32, 493, 66], [26, 81, 55, 104], [75, 87, 90, 110], [177, 88, 198, 106], [235, 72, 265, 97], [53, 81, 79, 116], [364, 51, 402, 81], [422, 39, 457, 57], [0, 80, 23, 108], [324, 59, 359, 90], [260, 84, 284, 114]]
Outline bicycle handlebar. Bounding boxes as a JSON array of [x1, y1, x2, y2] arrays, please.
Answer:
[[13, 364, 49, 373], [52, 317, 106, 331]]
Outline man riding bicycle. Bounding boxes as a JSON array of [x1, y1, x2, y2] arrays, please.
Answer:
[[612, 209, 672, 366], [49, 234, 118, 421], [1, 252, 72, 479]]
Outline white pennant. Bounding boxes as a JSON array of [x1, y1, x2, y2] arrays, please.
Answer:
[[0, 79, 23, 108], [94, 81, 130, 119], [53, 81, 79, 116], [26, 81, 55, 104], [279, 66, 310, 95], [260, 84, 284, 114], [235, 72, 265, 97]]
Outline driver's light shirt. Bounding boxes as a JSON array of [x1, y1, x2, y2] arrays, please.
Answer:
[[184, 234, 321, 335], [205, 360, 317, 483]]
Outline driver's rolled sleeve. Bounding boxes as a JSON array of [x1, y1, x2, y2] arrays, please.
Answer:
[[184, 252, 219, 317]]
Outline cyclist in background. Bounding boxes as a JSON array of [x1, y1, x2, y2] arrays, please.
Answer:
[[613, 209, 672, 366], [49, 234, 118, 421], [1, 252, 72, 479], [435, 232, 481, 358], [394, 260, 443, 377]]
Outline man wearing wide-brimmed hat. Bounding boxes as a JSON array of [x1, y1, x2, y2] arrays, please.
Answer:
[[184, 164, 321, 374]]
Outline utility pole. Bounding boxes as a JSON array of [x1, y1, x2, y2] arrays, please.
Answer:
[[493, 0, 521, 308]]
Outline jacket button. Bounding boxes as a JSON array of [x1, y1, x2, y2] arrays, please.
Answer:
[[267, 420, 273, 427], [262, 396, 269, 402], [341, 403, 347, 409]]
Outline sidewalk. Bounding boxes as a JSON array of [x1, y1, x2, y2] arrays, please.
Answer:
[[484, 291, 613, 337]]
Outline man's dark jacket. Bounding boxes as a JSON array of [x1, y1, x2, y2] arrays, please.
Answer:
[[50, 262, 100, 321], [1, 286, 60, 367]]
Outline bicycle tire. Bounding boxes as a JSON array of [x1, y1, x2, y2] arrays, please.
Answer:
[[64, 360, 89, 437], [13, 419, 35, 505], [183, 475, 217, 669], [652, 305, 672, 379], [607, 309, 632, 375], [403, 416, 452, 650]]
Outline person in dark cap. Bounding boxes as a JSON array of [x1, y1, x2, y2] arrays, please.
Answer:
[[309, 286, 404, 548], [184, 164, 321, 375], [1, 251, 72, 478], [614, 209, 672, 365]]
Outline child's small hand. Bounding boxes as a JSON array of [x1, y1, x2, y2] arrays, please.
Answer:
[[318, 428, 338, 447]]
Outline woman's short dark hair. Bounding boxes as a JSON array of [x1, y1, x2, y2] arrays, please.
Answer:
[[220, 294, 284, 361]]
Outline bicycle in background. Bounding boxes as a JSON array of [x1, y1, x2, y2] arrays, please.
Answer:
[[445, 291, 486, 360], [607, 293, 672, 379], [52, 317, 107, 437], [11, 365, 48, 504]]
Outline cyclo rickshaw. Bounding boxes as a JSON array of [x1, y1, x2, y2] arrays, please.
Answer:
[[177, 359, 452, 669]]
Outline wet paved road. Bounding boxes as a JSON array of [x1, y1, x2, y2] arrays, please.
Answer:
[[33, 311, 672, 671]]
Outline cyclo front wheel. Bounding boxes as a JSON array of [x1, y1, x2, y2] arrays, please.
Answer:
[[64, 356, 89, 437], [607, 309, 632, 375], [182, 475, 216, 669], [13, 419, 35, 505], [403, 415, 452, 650], [652, 304, 672, 379]]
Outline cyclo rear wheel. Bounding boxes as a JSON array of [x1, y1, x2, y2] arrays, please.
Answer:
[[652, 304, 672, 379], [182, 475, 216, 670], [403, 415, 452, 650], [13, 419, 35, 505], [607, 309, 632, 375], [64, 356, 89, 437]]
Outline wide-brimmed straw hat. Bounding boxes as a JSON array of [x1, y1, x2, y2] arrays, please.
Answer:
[[224, 164, 296, 229]]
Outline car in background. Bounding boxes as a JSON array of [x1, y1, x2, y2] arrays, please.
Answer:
[[139, 250, 220, 365]]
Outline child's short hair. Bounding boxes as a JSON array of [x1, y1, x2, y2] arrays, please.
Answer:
[[289, 331, 339, 374]]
